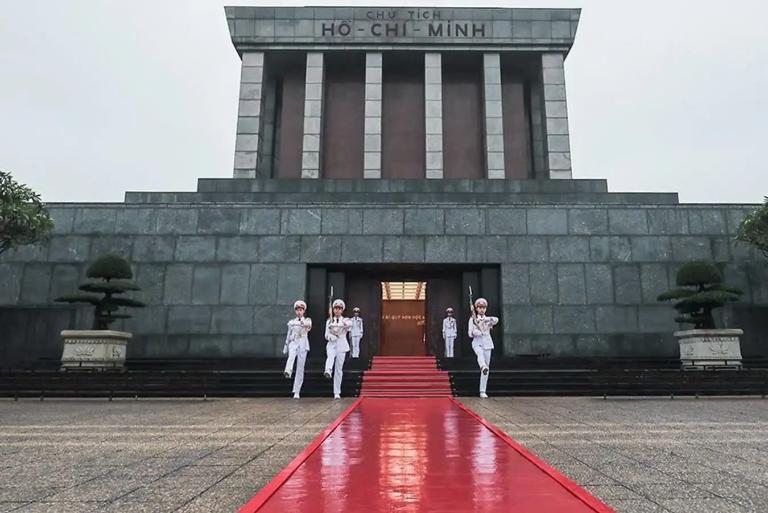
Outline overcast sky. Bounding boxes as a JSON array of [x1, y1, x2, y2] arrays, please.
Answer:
[[1, 0, 766, 204]]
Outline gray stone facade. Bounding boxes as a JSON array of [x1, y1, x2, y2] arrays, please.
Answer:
[[2, 6, 766, 367], [225, 7, 579, 46], [2, 179, 766, 365], [227, 6, 579, 180]]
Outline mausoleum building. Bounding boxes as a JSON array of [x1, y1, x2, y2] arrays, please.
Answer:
[[1, 6, 766, 367]]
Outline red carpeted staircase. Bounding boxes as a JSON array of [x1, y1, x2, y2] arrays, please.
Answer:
[[360, 356, 452, 397]]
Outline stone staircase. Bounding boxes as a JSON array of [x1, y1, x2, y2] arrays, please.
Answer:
[[360, 356, 452, 397], [123, 178, 680, 205]]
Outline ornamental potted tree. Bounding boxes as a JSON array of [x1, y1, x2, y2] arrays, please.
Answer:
[[55, 253, 145, 369], [657, 261, 744, 369]]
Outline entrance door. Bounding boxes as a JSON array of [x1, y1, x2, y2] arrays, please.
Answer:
[[380, 282, 427, 356], [308, 265, 502, 359], [425, 274, 463, 357], [344, 273, 381, 360]]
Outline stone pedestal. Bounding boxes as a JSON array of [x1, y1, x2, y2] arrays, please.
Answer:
[[675, 329, 743, 369], [61, 330, 132, 369]]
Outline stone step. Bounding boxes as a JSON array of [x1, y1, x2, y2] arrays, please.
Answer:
[[367, 375, 441, 379], [366, 369, 442, 374], [195, 178, 610, 194], [373, 356, 437, 359], [362, 355, 452, 397], [362, 383, 452, 389], [360, 391, 451, 397], [124, 190, 679, 205]]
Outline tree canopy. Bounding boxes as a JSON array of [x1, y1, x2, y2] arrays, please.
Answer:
[[736, 197, 768, 258], [657, 261, 742, 329], [0, 171, 54, 255], [56, 253, 145, 330]]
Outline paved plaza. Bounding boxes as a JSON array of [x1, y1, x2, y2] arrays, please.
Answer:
[[0, 397, 766, 513], [464, 397, 768, 513]]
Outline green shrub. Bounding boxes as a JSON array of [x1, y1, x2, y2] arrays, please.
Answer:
[[55, 253, 145, 330], [736, 197, 768, 258], [657, 261, 742, 329]]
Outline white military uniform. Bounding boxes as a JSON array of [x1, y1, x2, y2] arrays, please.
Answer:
[[283, 301, 312, 398], [350, 313, 364, 358], [468, 300, 499, 396], [325, 299, 351, 398], [442, 314, 457, 358]]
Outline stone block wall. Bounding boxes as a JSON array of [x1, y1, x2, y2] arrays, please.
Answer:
[[1, 198, 766, 364]]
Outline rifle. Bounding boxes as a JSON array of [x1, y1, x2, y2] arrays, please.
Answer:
[[468, 285, 479, 328], [327, 285, 334, 320]]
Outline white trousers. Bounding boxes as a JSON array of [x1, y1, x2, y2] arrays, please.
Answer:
[[472, 343, 492, 393], [325, 343, 347, 396], [351, 336, 362, 358], [284, 346, 308, 394], [444, 336, 455, 358]]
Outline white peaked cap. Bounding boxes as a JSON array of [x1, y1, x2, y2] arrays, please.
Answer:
[[474, 297, 488, 307], [353, 307, 360, 312], [332, 299, 346, 310], [293, 300, 306, 309], [446, 307, 454, 312]]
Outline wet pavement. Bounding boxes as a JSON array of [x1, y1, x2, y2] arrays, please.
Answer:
[[247, 398, 608, 513], [464, 396, 768, 513], [0, 396, 766, 512]]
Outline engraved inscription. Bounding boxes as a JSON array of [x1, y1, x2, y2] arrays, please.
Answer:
[[318, 10, 488, 40]]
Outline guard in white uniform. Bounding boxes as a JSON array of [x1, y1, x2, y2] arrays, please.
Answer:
[[324, 299, 351, 399], [349, 307, 364, 358], [468, 297, 499, 398], [282, 300, 312, 399], [442, 307, 457, 358]]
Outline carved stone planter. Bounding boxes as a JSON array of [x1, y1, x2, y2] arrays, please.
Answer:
[[674, 329, 743, 369], [60, 330, 132, 369]]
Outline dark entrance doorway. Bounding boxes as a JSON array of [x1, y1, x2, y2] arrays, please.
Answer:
[[306, 265, 501, 360], [380, 282, 427, 356]]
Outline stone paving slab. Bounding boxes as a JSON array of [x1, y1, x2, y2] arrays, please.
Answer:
[[0, 398, 351, 512], [1, 397, 767, 512], [462, 396, 768, 513]]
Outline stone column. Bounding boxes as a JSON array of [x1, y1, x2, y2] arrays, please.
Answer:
[[363, 52, 383, 179], [529, 81, 547, 179], [258, 78, 277, 178], [482, 53, 505, 179], [301, 52, 324, 179], [541, 53, 572, 179], [233, 52, 265, 179], [424, 53, 443, 179]]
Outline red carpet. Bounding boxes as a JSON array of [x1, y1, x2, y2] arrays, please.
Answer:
[[360, 356, 452, 397], [239, 398, 615, 513]]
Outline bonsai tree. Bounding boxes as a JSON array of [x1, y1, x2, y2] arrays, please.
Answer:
[[55, 253, 145, 330], [736, 196, 768, 258], [657, 261, 743, 329], [0, 170, 54, 255]]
